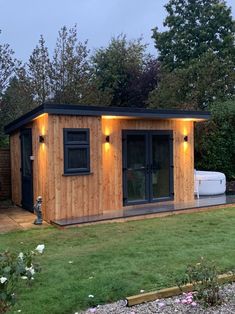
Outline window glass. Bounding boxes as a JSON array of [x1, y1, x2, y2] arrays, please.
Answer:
[[67, 131, 87, 143], [64, 129, 90, 174], [67, 147, 88, 169]]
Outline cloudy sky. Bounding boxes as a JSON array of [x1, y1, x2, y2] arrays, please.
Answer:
[[0, 0, 234, 61]]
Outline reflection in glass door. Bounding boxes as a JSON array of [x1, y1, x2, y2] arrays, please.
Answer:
[[125, 134, 148, 203], [21, 128, 34, 212], [151, 134, 172, 200], [123, 130, 173, 205]]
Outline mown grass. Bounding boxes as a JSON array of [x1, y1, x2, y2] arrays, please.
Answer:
[[1, 207, 235, 314]]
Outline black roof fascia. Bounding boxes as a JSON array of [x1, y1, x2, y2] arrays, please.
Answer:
[[4, 105, 45, 134], [4, 103, 211, 134]]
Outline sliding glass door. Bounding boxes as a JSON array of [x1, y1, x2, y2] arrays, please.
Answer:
[[123, 130, 173, 205]]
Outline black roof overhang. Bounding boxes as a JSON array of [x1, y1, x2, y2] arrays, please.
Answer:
[[4, 103, 211, 134]]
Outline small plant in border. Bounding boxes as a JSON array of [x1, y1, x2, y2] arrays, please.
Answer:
[[177, 257, 223, 306], [0, 244, 45, 313]]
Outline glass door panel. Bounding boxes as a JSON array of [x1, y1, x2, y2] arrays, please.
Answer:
[[123, 130, 173, 205], [125, 134, 148, 203], [21, 129, 34, 212], [151, 135, 171, 199]]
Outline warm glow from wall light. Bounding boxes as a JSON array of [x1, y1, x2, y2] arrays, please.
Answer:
[[41, 126, 46, 136], [104, 127, 110, 136], [104, 142, 110, 152], [102, 115, 117, 120], [183, 141, 188, 152], [33, 113, 47, 121], [102, 115, 133, 120], [181, 118, 208, 122]]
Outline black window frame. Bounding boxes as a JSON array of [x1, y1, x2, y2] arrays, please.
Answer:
[[63, 128, 90, 175]]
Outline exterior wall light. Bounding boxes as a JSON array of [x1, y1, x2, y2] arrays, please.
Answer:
[[184, 135, 188, 142], [39, 135, 45, 143], [105, 135, 110, 143]]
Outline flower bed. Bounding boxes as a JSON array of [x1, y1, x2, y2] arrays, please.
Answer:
[[80, 282, 235, 314]]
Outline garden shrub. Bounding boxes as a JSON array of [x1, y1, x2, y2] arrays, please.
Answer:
[[0, 244, 44, 313], [195, 100, 235, 181], [177, 257, 223, 306]]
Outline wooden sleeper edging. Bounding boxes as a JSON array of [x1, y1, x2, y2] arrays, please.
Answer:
[[126, 273, 235, 307]]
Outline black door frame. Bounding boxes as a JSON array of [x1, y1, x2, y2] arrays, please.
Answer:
[[122, 130, 174, 206], [20, 128, 34, 212]]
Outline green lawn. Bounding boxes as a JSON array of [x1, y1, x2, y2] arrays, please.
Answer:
[[1, 207, 235, 314]]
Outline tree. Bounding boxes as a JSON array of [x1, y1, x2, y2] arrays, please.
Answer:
[[195, 100, 235, 180], [50, 25, 90, 104], [0, 30, 17, 97], [152, 0, 235, 70], [148, 50, 235, 109], [92, 35, 159, 107], [28, 35, 51, 104], [0, 67, 35, 146]]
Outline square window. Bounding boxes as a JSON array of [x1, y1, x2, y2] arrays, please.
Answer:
[[64, 129, 90, 174]]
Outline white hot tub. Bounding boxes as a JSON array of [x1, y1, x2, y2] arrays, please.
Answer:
[[194, 170, 226, 196]]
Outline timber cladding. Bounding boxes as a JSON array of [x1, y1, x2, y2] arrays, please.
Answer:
[[10, 114, 194, 222], [47, 115, 103, 221], [0, 149, 11, 200], [10, 133, 21, 205], [102, 118, 194, 212]]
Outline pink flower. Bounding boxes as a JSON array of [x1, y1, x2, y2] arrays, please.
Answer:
[[191, 302, 197, 306], [175, 298, 180, 303], [158, 302, 165, 307], [89, 308, 96, 313], [181, 299, 188, 304]]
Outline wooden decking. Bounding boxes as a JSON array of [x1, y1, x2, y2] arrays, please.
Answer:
[[52, 194, 235, 227]]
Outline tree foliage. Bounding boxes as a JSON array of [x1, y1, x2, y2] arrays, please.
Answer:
[[152, 0, 235, 70], [0, 68, 34, 146], [195, 100, 235, 180], [0, 30, 18, 97], [51, 25, 91, 104], [148, 50, 235, 109], [92, 35, 159, 107], [28, 35, 51, 104]]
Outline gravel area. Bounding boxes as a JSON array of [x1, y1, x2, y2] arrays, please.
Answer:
[[80, 283, 235, 314]]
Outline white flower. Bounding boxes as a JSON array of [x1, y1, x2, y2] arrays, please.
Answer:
[[18, 252, 24, 260], [68, 261, 73, 264], [25, 266, 35, 276], [21, 276, 28, 280], [35, 244, 45, 254], [140, 289, 145, 293], [0, 277, 7, 284], [88, 294, 94, 298]]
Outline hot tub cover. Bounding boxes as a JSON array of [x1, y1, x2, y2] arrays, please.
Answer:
[[195, 170, 226, 181]]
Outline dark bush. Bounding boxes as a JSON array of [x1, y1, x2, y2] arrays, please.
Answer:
[[195, 100, 235, 181]]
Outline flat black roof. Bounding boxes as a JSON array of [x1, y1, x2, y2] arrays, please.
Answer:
[[4, 103, 211, 134]]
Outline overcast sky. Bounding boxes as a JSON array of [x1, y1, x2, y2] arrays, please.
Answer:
[[0, 0, 234, 62]]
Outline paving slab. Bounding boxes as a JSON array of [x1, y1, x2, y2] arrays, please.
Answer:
[[0, 205, 49, 233]]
